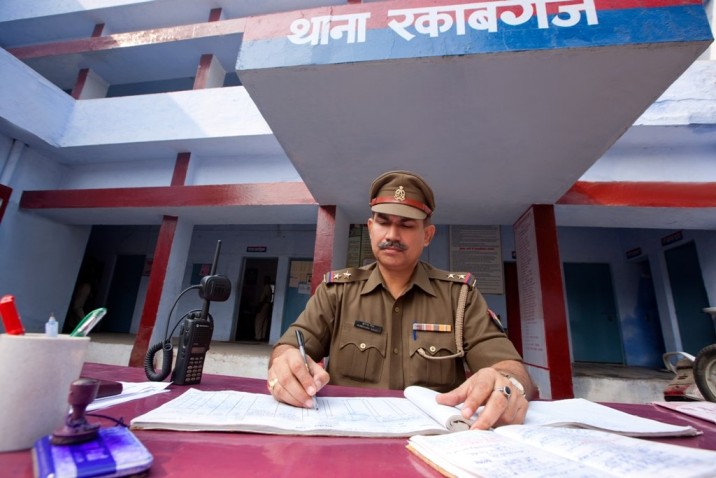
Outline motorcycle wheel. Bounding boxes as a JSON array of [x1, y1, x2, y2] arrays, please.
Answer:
[[693, 344, 716, 402]]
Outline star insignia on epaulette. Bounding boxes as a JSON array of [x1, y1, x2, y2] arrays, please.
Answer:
[[458, 274, 466, 280], [344, 272, 351, 278], [334, 273, 343, 279], [447, 273, 455, 279]]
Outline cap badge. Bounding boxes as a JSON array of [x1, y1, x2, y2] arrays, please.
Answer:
[[394, 186, 406, 202]]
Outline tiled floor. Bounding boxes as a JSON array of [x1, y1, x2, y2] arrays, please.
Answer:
[[572, 362, 673, 380]]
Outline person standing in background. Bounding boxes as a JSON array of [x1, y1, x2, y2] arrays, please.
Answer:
[[254, 275, 274, 341]]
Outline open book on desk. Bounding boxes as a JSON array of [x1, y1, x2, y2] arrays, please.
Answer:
[[130, 386, 698, 438], [407, 425, 716, 478], [131, 386, 469, 437]]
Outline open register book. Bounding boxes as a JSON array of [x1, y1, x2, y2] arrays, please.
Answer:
[[131, 386, 474, 437], [130, 386, 698, 438], [407, 425, 716, 478]]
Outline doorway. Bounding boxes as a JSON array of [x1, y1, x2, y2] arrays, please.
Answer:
[[63, 256, 104, 334], [503, 261, 523, 355], [627, 260, 665, 368], [234, 258, 278, 342], [664, 241, 715, 354], [564, 262, 624, 364], [281, 259, 313, 335], [102, 254, 146, 333]]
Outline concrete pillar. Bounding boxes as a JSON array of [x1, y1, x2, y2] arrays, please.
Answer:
[[71, 68, 109, 99], [513, 204, 573, 399], [193, 54, 226, 90], [309, 206, 350, 294], [128, 216, 194, 366]]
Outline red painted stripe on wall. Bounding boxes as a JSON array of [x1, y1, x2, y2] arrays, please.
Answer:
[[558, 181, 716, 207], [20, 183, 316, 209], [8, 17, 247, 59]]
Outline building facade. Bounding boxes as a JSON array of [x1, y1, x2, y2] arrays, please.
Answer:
[[1, 0, 715, 398]]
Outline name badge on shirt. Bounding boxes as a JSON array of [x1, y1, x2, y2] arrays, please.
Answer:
[[354, 320, 383, 334]]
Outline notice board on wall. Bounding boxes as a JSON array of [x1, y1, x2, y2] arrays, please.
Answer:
[[449, 225, 504, 295], [346, 224, 375, 268]]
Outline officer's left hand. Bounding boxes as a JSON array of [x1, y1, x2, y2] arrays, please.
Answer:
[[436, 366, 529, 430]]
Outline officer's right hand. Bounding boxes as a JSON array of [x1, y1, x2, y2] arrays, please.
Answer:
[[267, 344, 329, 408]]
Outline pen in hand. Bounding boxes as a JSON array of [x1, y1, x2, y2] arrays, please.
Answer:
[[295, 329, 318, 410]]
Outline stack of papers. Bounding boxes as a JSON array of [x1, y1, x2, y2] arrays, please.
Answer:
[[88, 381, 171, 412]]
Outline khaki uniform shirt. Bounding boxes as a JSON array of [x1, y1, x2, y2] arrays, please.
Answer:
[[276, 262, 522, 392]]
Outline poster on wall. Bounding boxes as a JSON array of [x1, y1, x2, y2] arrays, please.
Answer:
[[513, 209, 549, 396], [449, 225, 504, 295], [346, 224, 375, 268]]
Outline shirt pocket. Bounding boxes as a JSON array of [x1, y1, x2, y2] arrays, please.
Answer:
[[408, 331, 460, 391], [335, 326, 387, 384]]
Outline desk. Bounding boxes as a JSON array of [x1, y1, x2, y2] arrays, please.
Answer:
[[3, 363, 716, 477]]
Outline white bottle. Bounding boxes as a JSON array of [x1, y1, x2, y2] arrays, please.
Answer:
[[45, 313, 58, 337]]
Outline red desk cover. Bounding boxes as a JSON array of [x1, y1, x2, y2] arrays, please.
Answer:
[[3, 362, 715, 477]]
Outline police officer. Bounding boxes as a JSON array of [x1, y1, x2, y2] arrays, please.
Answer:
[[268, 170, 533, 429]]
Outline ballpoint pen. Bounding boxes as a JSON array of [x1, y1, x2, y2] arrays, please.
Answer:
[[295, 329, 319, 410], [70, 308, 108, 337]]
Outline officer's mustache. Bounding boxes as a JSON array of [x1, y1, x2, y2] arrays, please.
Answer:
[[378, 240, 407, 251]]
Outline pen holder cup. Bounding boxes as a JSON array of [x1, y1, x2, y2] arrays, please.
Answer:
[[0, 333, 90, 452]]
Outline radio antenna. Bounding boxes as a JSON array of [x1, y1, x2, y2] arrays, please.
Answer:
[[199, 240, 222, 322]]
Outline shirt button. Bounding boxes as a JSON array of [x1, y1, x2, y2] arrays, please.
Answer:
[[394, 306, 400, 313], [360, 343, 366, 350], [429, 346, 436, 353], [393, 348, 399, 355]]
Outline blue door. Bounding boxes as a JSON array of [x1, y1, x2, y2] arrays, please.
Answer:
[[624, 261, 665, 368], [665, 242, 716, 355], [281, 259, 313, 335], [564, 263, 624, 364]]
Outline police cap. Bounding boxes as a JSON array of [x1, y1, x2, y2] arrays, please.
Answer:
[[369, 170, 435, 220]]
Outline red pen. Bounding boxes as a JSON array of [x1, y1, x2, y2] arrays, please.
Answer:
[[0, 295, 25, 335]]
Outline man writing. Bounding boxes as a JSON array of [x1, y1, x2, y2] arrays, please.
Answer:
[[268, 170, 533, 429]]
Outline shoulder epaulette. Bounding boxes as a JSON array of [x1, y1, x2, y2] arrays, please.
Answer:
[[428, 268, 478, 289], [323, 267, 371, 284]]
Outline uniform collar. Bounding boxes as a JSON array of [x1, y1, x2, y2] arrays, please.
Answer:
[[361, 262, 437, 297]]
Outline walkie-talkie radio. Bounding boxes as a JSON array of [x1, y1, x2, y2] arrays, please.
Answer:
[[172, 314, 214, 385], [144, 240, 231, 385]]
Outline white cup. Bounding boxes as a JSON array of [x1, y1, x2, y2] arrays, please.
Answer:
[[0, 333, 90, 452]]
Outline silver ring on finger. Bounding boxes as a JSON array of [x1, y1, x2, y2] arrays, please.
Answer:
[[494, 385, 512, 400]]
